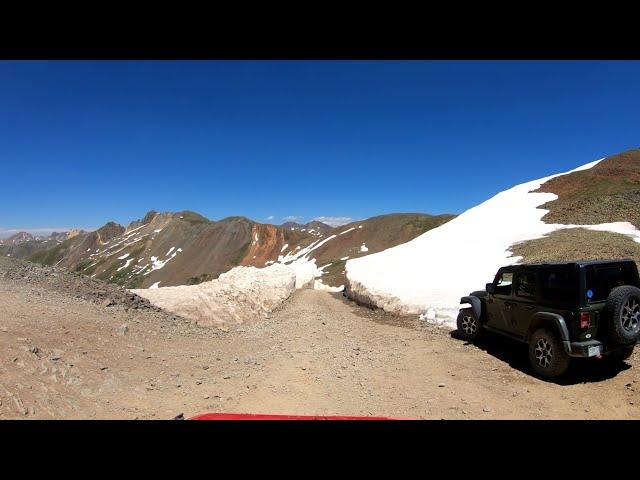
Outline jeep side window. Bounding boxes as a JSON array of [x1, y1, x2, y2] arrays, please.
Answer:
[[539, 269, 577, 304], [494, 272, 513, 295], [515, 271, 537, 299]]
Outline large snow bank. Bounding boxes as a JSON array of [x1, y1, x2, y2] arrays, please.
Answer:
[[345, 158, 640, 328], [131, 264, 296, 327]]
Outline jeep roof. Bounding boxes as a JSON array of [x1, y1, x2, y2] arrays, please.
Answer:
[[498, 258, 637, 269]]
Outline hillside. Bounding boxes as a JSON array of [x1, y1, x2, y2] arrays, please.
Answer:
[[28, 211, 453, 289], [511, 228, 640, 266], [536, 148, 640, 228], [514, 148, 640, 267], [277, 213, 454, 288], [345, 148, 640, 326], [28, 222, 126, 269]]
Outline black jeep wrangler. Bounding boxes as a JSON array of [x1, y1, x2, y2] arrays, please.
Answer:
[[457, 259, 640, 378]]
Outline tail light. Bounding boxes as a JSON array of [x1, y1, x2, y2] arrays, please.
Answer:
[[579, 312, 591, 329]]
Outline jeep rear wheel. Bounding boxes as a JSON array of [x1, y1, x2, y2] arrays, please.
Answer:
[[528, 328, 570, 378], [456, 308, 481, 341], [606, 286, 640, 344]]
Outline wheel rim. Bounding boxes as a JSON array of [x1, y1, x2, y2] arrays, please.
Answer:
[[461, 315, 478, 335], [621, 298, 640, 332], [534, 338, 553, 368]]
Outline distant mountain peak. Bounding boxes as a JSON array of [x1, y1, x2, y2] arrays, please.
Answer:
[[304, 220, 332, 231], [142, 210, 158, 224], [5, 232, 35, 245], [96, 222, 125, 242], [281, 221, 303, 229]]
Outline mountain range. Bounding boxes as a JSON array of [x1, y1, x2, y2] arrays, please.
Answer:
[[21, 211, 454, 289], [0, 230, 84, 259]]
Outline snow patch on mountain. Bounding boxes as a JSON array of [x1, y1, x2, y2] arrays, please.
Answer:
[[143, 248, 183, 276], [275, 234, 340, 288], [117, 257, 134, 271]]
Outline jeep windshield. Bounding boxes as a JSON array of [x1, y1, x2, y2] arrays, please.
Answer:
[[585, 263, 640, 303]]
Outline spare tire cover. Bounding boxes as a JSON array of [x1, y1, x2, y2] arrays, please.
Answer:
[[606, 285, 640, 344]]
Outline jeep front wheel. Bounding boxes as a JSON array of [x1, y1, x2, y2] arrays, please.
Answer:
[[456, 308, 481, 341], [528, 328, 570, 378]]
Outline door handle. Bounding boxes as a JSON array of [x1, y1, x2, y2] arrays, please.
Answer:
[[524, 305, 535, 310]]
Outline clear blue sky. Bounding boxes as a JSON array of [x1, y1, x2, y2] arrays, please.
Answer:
[[1, 60, 639, 234]]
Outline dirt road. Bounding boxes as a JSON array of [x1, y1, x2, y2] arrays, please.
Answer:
[[1, 260, 638, 419]]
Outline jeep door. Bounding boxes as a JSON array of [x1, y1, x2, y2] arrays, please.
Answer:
[[485, 269, 515, 332], [510, 269, 539, 338]]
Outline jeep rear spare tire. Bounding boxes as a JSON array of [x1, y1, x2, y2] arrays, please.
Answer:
[[456, 308, 481, 341], [528, 328, 570, 378], [606, 285, 640, 344]]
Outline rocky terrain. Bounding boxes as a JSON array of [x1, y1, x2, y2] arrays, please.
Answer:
[[536, 148, 640, 228], [0, 256, 166, 314], [1, 256, 638, 420]]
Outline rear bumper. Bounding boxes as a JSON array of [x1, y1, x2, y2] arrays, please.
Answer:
[[564, 340, 602, 357], [564, 339, 637, 358]]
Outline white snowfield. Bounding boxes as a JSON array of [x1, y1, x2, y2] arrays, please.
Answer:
[[345, 158, 640, 328], [132, 264, 296, 327], [275, 234, 342, 289]]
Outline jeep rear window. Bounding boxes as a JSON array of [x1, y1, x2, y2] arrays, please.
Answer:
[[539, 269, 577, 304], [585, 264, 638, 302]]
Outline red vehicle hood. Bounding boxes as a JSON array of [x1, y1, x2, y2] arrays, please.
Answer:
[[189, 412, 405, 420]]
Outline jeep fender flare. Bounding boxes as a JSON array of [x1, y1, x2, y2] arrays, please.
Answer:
[[528, 312, 571, 353], [460, 296, 482, 321]]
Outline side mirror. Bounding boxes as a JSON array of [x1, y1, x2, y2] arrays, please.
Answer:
[[486, 283, 495, 294]]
